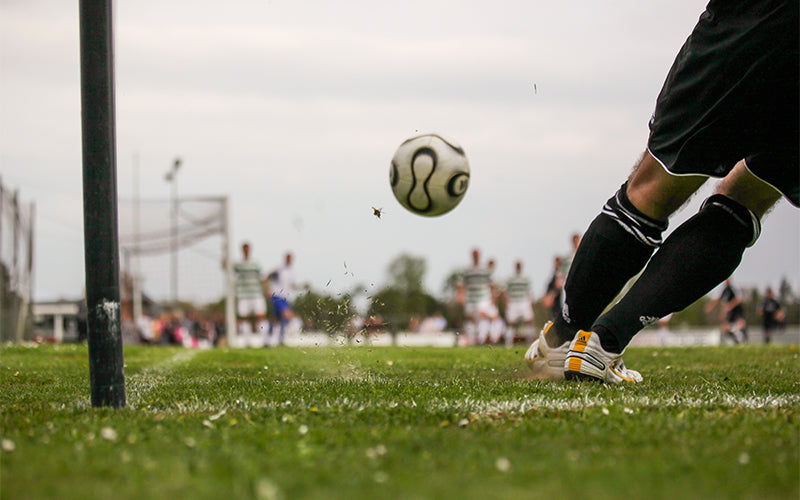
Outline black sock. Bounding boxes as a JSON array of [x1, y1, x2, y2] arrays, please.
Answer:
[[593, 194, 760, 353], [551, 183, 666, 346]]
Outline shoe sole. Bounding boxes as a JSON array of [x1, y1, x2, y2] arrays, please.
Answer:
[[564, 370, 602, 382], [565, 353, 640, 383]]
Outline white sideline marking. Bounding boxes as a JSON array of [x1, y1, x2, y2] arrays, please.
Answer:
[[126, 350, 198, 408], [419, 394, 800, 412], [136, 391, 800, 415]]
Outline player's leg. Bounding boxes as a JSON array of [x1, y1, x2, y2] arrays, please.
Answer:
[[477, 311, 491, 345], [268, 296, 287, 346], [589, 161, 782, 354], [505, 320, 516, 347], [255, 313, 269, 346], [564, 0, 795, 382], [505, 308, 517, 343], [494, 316, 507, 345], [464, 318, 475, 346], [463, 303, 477, 346], [237, 300, 254, 340], [248, 296, 267, 347], [719, 318, 733, 344], [475, 300, 492, 345], [277, 306, 291, 345], [517, 304, 535, 345], [488, 302, 504, 344], [237, 318, 252, 335], [736, 317, 749, 343], [549, 151, 705, 347], [722, 318, 739, 344]]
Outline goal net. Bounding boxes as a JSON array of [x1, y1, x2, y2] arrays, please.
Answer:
[[117, 196, 234, 335]]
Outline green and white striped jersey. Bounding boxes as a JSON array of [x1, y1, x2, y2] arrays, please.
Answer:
[[233, 261, 263, 300], [463, 266, 492, 304], [506, 274, 531, 302]]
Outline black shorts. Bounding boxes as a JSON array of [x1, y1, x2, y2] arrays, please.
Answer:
[[647, 0, 799, 206], [726, 306, 745, 324]]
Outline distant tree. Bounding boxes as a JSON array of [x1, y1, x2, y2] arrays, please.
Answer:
[[439, 269, 465, 330], [365, 253, 443, 330], [387, 254, 426, 293], [779, 277, 795, 303], [666, 296, 713, 328], [744, 287, 761, 326], [441, 269, 462, 296], [367, 287, 439, 331], [777, 277, 799, 325], [292, 290, 322, 329]]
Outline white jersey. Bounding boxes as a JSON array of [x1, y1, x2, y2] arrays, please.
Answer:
[[272, 265, 296, 300]]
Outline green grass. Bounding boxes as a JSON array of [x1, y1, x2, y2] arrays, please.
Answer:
[[1, 343, 798, 499]]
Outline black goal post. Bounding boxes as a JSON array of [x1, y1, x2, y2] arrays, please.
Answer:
[[80, 0, 126, 408]]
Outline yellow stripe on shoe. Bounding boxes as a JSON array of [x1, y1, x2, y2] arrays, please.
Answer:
[[610, 360, 637, 383], [572, 331, 591, 352], [565, 330, 643, 383]]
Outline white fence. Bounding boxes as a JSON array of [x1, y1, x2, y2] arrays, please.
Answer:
[[0, 177, 35, 342]]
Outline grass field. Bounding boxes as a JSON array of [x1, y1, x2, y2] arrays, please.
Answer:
[[1, 342, 798, 499]]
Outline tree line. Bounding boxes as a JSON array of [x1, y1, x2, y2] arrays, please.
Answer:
[[286, 253, 799, 334]]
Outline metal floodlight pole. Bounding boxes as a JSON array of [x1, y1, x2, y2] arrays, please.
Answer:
[[166, 158, 181, 305], [79, 0, 126, 408], [132, 154, 142, 326]]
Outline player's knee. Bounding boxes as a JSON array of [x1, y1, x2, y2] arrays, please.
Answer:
[[699, 194, 761, 247], [602, 182, 669, 247], [716, 161, 783, 219], [627, 151, 706, 218]]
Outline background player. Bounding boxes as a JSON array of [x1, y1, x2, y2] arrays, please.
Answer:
[[267, 251, 298, 346], [233, 242, 268, 347], [757, 287, 785, 344], [505, 260, 535, 345], [457, 248, 492, 346], [705, 278, 748, 344], [486, 258, 507, 345]]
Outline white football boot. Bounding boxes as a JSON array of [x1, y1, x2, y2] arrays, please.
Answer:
[[524, 321, 570, 380], [564, 330, 642, 383]]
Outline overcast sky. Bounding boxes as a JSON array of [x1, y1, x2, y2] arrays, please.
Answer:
[[1, 0, 798, 306]]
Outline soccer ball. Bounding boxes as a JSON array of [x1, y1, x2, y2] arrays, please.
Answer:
[[389, 133, 470, 217]]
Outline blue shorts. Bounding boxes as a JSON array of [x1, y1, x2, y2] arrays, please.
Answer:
[[271, 295, 290, 317]]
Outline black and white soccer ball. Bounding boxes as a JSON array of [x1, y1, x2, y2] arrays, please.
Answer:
[[389, 133, 470, 217]]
